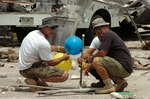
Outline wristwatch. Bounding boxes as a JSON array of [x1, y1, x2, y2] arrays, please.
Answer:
[[90, 55, 93, 60]]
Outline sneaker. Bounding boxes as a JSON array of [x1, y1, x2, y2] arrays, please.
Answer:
[[91, 81, 105, 88], [24, 79, 43, 92], [115, 79, 128, 92]]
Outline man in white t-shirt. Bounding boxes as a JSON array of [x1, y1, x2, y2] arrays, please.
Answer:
[[82, 36, 100, 62], [18, 17, 70, 92]]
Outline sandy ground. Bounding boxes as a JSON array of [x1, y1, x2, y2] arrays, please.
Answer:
[[0, 43, 150, 99]]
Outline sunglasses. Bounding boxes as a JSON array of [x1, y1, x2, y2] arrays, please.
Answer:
[[50, 26, 58, 29], [94, 27, 102, 32]]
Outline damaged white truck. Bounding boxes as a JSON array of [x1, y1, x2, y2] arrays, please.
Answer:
[[0, 0, 149, 46]]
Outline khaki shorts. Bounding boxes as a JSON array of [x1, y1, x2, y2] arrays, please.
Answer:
[[99, 56, 131, 78], [19, 62, 64, 80]]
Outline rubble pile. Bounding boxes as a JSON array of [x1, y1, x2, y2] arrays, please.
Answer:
[[0, 48, 18, 62], [142, 41, 150, 50], [132, 51, 150, 70]]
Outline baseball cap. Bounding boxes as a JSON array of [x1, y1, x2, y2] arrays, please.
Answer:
[[38, 17, 59, 28], [92, 18, 110, 29]]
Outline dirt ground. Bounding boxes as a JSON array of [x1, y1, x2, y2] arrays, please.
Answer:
[[0, 41, 150, 99]]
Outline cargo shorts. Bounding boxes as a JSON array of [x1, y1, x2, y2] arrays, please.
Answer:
[[19, 62, 64, 80], [98, 56, 131, 78]]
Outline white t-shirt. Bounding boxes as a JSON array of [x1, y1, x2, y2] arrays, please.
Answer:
[[18, 30, 52, 70], [89, 36, 101, 49]]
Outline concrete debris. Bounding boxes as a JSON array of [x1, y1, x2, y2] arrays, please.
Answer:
[[0, 1, 58, 13], [142, 41, 150, 50], [16, 77, 23, 84], [70, 75, 80, 80], [0, 86, 9, 92], [133, 58, 150, 70], [0, 73, 7, 78], [81, 80, 87, 88], [0, 1, 35, 12], [0, 62, 4, 67], [10, 87, 23, 91], [7, 49, 18, 62], [125, 41, 142, 49], [0, 86, 21, 92], [0, 48, 18, 62], [134, 52, 150, 59], [10, 65, 15, 68], [1, 92, 6, 95], [125, 41, 150, 50]]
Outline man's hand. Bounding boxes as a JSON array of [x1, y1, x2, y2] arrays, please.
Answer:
[[62, 53, 70, 61], [77, 57, 85, 65], [84, 63, 92, 76], [82, 53, 90, 60], [77, 53, 91, 64]]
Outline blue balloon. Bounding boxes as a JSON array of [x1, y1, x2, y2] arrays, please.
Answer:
[[64, 36, 82, 55]]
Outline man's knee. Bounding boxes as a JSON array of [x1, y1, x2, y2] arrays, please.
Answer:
[[60, 72, 69, 82], [93, 57, 102, 68]]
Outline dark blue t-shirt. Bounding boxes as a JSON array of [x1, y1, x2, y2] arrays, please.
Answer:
[[99, 30, 133, 73]]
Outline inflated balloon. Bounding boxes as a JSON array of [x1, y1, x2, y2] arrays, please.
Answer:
[[64, 36, 82, 55], [53, 53, 72, 72]]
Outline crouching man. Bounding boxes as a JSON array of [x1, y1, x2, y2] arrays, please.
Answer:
[[78, 18, 133, 94], [18, 17, 69, 92]]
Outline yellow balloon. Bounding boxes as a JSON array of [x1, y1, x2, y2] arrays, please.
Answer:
[[53, 53, 72, 72]]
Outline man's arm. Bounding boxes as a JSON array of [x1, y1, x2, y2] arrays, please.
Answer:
[[44, 53, 70, 66], [83, 48, 96, 59], [92, 50, 108, 58]]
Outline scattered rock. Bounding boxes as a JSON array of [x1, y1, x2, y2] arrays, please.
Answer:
[[0, 73, 7, 78], [142, 41, 150, 50], [16, 77, 22, 84], [0, 86, 9, 92], [132, 58, 150, 70], [134, 52, 150, 59], [0, 48, 18, 62], [70, 75, 80, 80], [1, 92, 6, 95], [81, 80, 87, 88], [10, 87, 23, 91], [0, 62, 4, 67], [10, 65, 15, 68]]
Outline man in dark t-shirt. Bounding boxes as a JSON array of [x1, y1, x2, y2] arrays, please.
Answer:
[[99, 30, 133, 73], [78, 18, 133, 94]]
